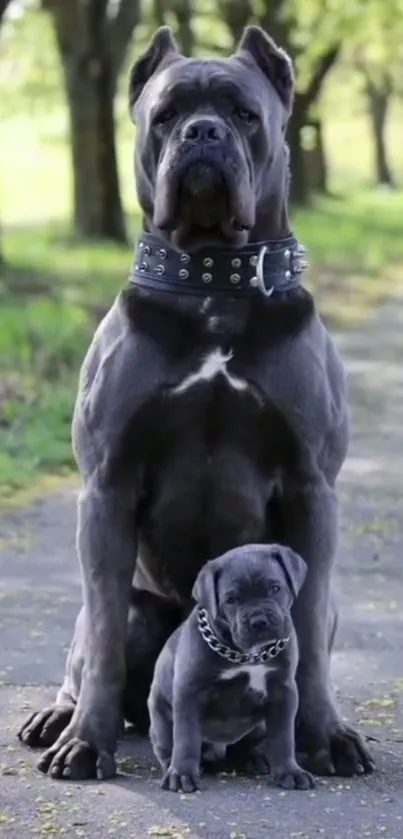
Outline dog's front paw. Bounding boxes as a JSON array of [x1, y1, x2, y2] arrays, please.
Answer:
[[273, 765, 315, 791], [297, 711, 375, 777], [36, 705, 120, 781], [161, 764, 200, 793], [18, 704, 74, 749], [38, 734, 116, 781]]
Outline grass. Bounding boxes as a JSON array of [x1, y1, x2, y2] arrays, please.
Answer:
[[1, 98, 403, 498]]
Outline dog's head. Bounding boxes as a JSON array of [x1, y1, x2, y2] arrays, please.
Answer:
[[129, 26, 293, 252], [192, 543, 306, 652]]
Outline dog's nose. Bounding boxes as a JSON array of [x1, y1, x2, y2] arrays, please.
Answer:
[[182, 118, 227, 144], [250, 614, 269, 632]]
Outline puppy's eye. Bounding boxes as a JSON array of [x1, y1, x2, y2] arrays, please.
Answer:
[[225, 594, 237, 606], [233, 106, 258, 124], [271, 584, 281, 594], [154, 107, 177, 126]]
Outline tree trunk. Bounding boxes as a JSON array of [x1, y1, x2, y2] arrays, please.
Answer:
[[0, 0, 14, 266], [172, 0, 194, 55], [304, 118, 328, 194], [365, 80, 394, 187], [45, 0, 142, 242], [63, 54, 126, 242], [287, 97, 310, 205]]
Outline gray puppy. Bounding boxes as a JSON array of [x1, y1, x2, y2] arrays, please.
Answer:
[[148, 543, 314, 793]]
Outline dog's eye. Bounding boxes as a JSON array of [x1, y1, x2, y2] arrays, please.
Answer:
[[154, 107, 177, 126], [225, 594, 237, 606], [271, 584, 281, 594], [233, 106, 258, 124]]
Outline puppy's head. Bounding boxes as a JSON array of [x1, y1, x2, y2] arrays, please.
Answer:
[[129, 26, 293, 252], [192, 543, 306, 653]]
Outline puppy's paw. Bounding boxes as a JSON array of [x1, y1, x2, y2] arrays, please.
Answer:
[[161, 764, 200, 793], [273, 765, 315, 791]]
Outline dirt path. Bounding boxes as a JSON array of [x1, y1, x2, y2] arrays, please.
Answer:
[[1, 293, 403, 839]]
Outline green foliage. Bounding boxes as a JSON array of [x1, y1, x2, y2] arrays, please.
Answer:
[[0, 2, 62, 119], [0, 226, 132, 496]]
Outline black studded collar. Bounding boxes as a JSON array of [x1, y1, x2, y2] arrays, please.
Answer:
[[129, 232, 308, 297]]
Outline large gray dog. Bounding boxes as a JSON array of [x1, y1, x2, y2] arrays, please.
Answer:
[[149, 543, 314, 793], [19, 25, 374, 781]]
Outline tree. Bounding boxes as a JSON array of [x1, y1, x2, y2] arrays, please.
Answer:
[[42, 0, 142, 242], [347, 0, 403, 188], [360, 67, 395, 187], [217, 0, 341, 205], [152, 0, 194, 55], [0, 0, 15, 270]]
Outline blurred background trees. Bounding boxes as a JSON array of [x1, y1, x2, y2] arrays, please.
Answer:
[[2, 0, 403, 242], [41, 0, 142, 243]]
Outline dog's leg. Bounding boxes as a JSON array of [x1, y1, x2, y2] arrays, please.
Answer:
[[33, 487, 137, 781], [211, 723, 270, 776], [280, 480, 375, 777], [162, 686, 202, 793], [265, 681, 314, 790], [148, 692, 173, 772], [19, 607, 85, 748]]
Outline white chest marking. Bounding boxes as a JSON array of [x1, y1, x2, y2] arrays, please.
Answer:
[[173, 349, 248, 395], [219, 664, 273, 695]]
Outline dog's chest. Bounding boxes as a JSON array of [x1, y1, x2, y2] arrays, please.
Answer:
[[172, 347, 250, 397], [203, 663, 274, 740], [219, 663, 273, 697]]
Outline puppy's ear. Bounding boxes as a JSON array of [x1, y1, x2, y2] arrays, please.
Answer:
[[273, 546, 307, 599], [192, 559, 221, 621], [236, 26, 294, 115], [129, 26, 179, 111]]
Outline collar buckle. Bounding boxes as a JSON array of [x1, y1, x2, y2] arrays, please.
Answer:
[[255, 244, 274, 298]]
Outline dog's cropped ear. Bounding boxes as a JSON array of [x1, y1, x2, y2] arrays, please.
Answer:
[[236, 26, 294, 115], [192, 559, 222, 621], [273, 546, 307, 599], [129, 26, 179, 111]]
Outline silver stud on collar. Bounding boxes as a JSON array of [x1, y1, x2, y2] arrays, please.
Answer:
[[139, 261, 148, 271], [231, 257, 241, 268], [158, 248, 167, 259], [202, 272, 213, 283], [285, 270, 291, 280], [249, 255, 258, 267], [250, 276, 258, 287], [203, 257, 214, 268], [143, 245, 151, 256], [284, 248, 290, 262], [155, 264, 165, 275], [180, 253, 190, 263], [230, 273, 241, 284], [179, 268, 189, 279]]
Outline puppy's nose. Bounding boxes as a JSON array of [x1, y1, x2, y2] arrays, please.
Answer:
[[250, 614, 269, 632], [182, 118, 227, 144]]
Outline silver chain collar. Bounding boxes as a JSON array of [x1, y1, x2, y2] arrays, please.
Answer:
[[197, 607, 290, 665]]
